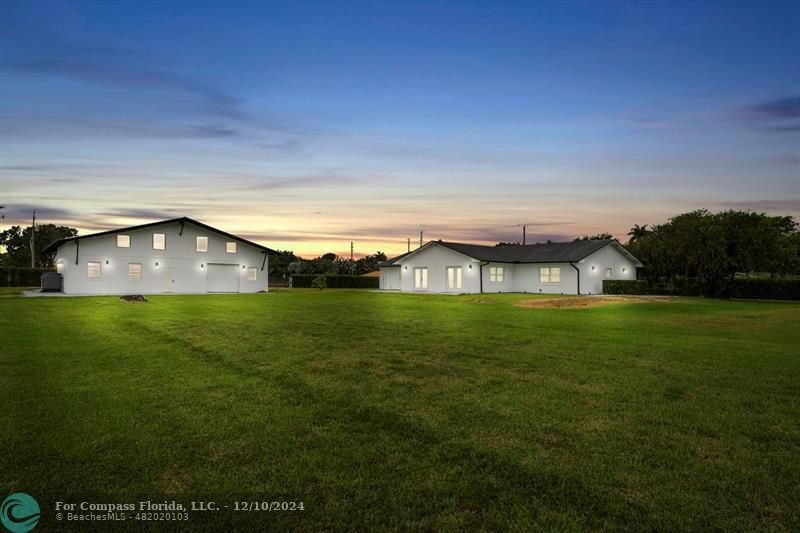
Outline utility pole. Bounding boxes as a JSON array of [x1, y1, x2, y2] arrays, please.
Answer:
[[419, 230, 423, 249], [30, 210, 36, 267], [350, 241, 354, 275], [512, 223, 537, 245], [407, 237, 410, 253]]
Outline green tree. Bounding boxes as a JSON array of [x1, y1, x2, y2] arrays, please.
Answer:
[[0, 224, 78, 267], [575, 233, 614, 241], [627, 224, 649, 243], [626, 210, 799, 296], [268, 249, 300, 279], [311, 275, 327, 290], [353, 251, 387, 275]]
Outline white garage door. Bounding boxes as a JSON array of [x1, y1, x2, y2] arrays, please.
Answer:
[[206, 263, 239, 293]]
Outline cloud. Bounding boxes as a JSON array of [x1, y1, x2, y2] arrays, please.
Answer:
[[747, 96, 800, 132], [0, 38, 308, 146], [94, 208, 186, 221], [5, 43, 248, 121], [0, 203, 79, 225], [234, 174, 363, 192]]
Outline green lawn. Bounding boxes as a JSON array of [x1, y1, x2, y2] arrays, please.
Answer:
[[1, 290, 799, 530]]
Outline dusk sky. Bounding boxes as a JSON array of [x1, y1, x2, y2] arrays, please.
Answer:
[[2, 0, 799, 258]]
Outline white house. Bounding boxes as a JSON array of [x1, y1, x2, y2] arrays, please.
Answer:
[[378, 239, 642, 295], [43, 217, 275, 295]]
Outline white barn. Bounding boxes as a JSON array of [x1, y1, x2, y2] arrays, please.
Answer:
[[43, 217, 275, 295], [378, 239, 642, 295]]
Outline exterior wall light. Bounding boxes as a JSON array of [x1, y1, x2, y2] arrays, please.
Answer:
[[105, 260, 109, 265], [591, 266, 596, 271], [622, 267, 627, 273], [404, 266, 408, 270], [468, 264, 472, 269], [201, 264, 204, 269], [155, 262, 159, 268]]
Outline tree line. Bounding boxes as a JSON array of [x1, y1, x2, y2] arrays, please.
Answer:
[[269, 250, 387, 279], [624, 210, 798, 296]]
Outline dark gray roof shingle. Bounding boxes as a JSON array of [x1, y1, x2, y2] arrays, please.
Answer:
[[383, 239, 625, 265]]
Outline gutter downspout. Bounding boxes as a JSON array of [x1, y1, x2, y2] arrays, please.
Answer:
[[570, 262, 580, 295], [75, 240, 80, 265], [478, 261, 489, 293]]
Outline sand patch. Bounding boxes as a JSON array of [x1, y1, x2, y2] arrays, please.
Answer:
[[515, 295, 675, 309]]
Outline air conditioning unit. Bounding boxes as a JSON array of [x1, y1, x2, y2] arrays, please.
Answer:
[[41, 272, 63, 292]]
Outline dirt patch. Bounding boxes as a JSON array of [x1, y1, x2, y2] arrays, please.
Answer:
[[514, 295, 675, 309]]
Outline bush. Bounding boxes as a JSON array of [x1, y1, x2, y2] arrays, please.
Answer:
[[603, 280, 649, 295], [311, 275, 327, 290], [291, 274, 379, 289], [0, 267, 55, 287], [603, 278, 800, 300], [728, 278, 800, 300]]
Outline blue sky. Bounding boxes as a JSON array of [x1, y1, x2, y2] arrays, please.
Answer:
[[1, 0, 798, 256]]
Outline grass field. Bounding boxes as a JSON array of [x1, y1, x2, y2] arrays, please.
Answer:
[[1, 289, 799, 530]]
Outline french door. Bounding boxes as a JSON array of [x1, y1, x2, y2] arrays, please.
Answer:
[[447, 267, 462, 290]]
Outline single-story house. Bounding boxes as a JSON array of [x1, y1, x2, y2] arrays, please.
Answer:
[[43, 217, 276, 295], [378, 239, 642, 294]]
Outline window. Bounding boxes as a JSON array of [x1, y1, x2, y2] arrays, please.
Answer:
[[447, 267, 462, 289], [490, 266, 504, 283], [414, 267, 428, 289], [196, 236, 208, 252], [129, 263, 142, 280], [153, 233, 165, 250], [87, 262, 101, 279], [226, 241, 237, 254], [116, 234, 130, 248], [605, 267, 612, 278], [247, 267, 258, 281], [539, 267, 561, 283]]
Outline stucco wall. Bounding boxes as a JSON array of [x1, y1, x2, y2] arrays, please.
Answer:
[[54, 220, 268, 294], [379, 267, 401, 290], [395, 244, 481, 293], [576, 243, 638, 295], [509, 263, 579, 294]]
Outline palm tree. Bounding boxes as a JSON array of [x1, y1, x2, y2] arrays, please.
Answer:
[[627, 224, 649, 242]]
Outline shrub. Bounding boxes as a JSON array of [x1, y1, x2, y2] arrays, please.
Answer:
[[603, 278, 800, 300], [728, 279, 800, 300], [603, 280, 649, 295], [311, 275, 327, 290], [0, 267, 55, 287], [291, 274, 379, 289]]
